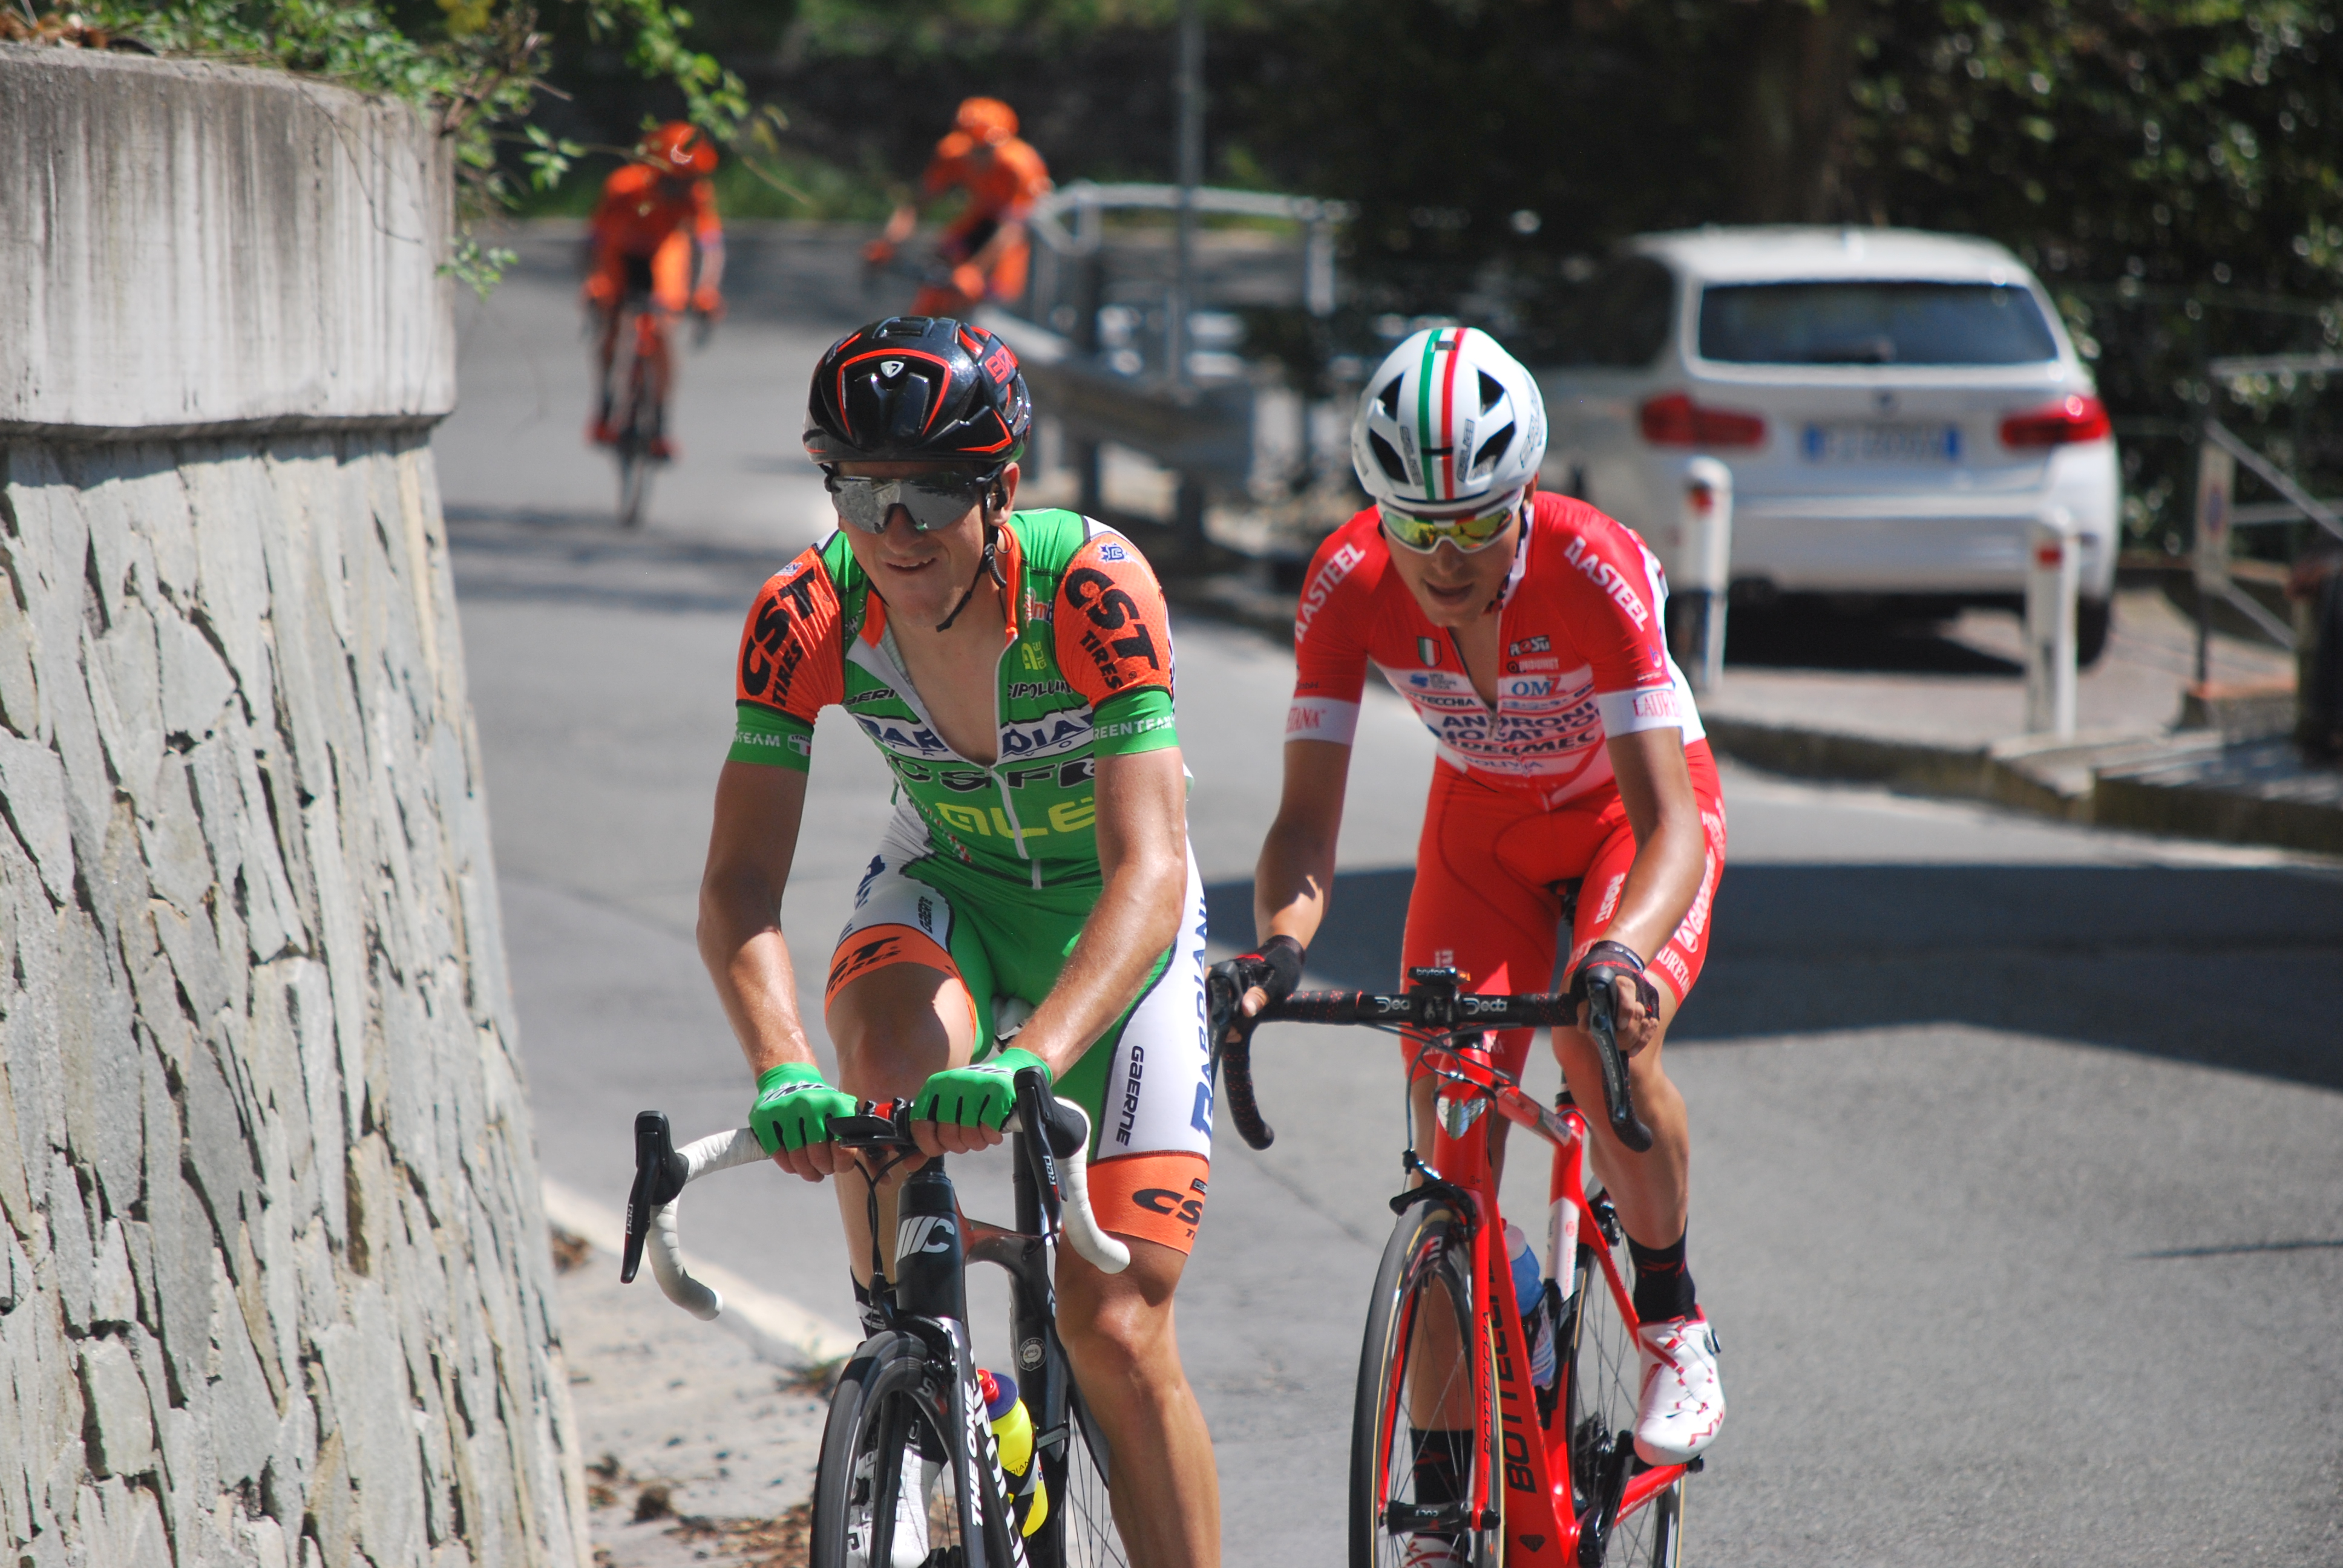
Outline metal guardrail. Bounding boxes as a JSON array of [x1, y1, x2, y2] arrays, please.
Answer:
[[1027, 180, 1356, 253]]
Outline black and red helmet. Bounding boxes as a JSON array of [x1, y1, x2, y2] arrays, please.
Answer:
[[803, 316, 1031, 466]]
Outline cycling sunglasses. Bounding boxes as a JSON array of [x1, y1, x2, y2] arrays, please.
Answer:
[[1378, 488, 1528, 555], [823, 467, 1001, 534]]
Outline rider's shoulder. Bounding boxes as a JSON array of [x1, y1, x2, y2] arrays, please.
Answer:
[[601, 163, 657, 198], [1527, 492, 1656, 569], [1012, 509, 1153, 581]]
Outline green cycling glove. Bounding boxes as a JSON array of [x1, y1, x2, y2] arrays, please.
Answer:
[[911, 1047, 1050, 1132], [750, 1063, 859, 1155]]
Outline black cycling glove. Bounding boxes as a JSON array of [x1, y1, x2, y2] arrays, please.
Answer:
[[1208, 935, 1306, 1033], [1567, 938, 1662, 1020]]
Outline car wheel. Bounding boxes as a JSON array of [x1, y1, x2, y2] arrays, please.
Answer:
[[2077, 596, 2112, 668]]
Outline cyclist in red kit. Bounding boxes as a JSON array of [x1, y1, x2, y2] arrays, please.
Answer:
[[1221, 330, 1725, 1555]]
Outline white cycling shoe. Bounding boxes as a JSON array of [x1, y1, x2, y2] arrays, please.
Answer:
[[1632, 1312, 1725, 1466]]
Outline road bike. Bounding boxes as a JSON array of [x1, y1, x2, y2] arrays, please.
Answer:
[[1210, 967, 1694, 1568], [595, 296, 709, 529], [623, 1068, 1130, 1568]]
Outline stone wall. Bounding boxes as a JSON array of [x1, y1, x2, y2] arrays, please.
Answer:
[[1, 47, 585, 1568]]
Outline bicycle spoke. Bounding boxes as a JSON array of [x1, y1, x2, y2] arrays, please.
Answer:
[[1562, 1223, 1684, 1568]]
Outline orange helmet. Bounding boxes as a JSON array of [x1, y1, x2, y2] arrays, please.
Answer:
[[954, 97, 1018, 145], [639, 121, 718, 177]]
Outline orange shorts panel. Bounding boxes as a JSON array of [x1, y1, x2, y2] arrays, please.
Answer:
[[824, 923, 958, 1007], [1084, 1151, 1210, 1256], [1400, 741, 1726, 1079]]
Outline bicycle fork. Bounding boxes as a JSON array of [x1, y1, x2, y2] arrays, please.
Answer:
[[893, 1164, 1031, 1568]]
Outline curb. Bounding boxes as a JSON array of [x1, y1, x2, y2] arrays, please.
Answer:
[[542, 1178, 860, 1372]]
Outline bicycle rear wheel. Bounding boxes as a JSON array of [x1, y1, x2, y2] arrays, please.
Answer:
[[1561, 1205, 1684, 1568], [1351, 1200, 1504, 1568], [811, 1332, 965, 1568]]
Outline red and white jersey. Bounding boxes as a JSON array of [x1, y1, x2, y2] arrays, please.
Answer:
[[1288, 493, 1705, 805]]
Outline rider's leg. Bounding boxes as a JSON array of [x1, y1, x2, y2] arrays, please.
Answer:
[[1548, 987, 1688, 1252], [1055, 1239, 1220, 1568], [825, 959, 982, 1289]]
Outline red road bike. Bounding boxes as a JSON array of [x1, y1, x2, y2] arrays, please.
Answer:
[[1210, 967, 1693, 1567]]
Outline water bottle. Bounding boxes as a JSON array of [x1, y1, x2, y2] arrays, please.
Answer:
[[1506, 1223, 1558, 1391], [979, 1369, 1049, 1537]]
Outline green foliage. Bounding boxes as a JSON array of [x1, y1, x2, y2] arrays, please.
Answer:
[[84, 0, 749, 281]]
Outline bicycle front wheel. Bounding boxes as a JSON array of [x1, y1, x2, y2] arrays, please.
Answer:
[[811, 1332, 964, 1568], [1351, 1200, 1504, 1568], [1031, 1373, 1124, 1568], [1561, 1218, 1684, 1567]]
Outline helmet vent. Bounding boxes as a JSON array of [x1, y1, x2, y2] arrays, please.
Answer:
[[1377, 380, 1402, 419], [1366, 430, 1409, 484], [1470, 423, 1515, 481], [1478, 371, 1506, 413]]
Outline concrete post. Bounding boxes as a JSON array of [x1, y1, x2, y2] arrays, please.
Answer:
[[2193, 437, 2235, 687], [2026, 508, 2082, 737], [1670, 457, 1734, 693]]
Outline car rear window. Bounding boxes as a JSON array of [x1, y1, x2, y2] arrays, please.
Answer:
[[1696, 282, 2059, 365]]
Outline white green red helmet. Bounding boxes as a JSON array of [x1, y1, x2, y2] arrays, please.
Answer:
[[1351, 326, 1547, 512]]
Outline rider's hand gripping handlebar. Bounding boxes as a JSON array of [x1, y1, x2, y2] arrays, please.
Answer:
[[621, 1070, 1129, 1321], [1205, 969, 1276, 1152]]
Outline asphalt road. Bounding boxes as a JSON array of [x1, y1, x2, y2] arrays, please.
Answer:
[[436, 253, 2343, 1567]]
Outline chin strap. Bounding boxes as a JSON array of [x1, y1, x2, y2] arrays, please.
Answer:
[[934, 496, 1009, 633]]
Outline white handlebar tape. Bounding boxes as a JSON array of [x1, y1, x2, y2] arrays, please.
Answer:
[[646, 1128, 772, 1319], [1011, 1099, 1131, 1276], [644, 1101, 1129, 1322]]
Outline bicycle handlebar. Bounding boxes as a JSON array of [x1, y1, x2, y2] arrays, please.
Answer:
[[621, 1072, 1129, 1320], [1224, 971, 1656, 1154]]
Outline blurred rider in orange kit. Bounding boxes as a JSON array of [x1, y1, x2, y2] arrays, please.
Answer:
[[865, 97, 1052, 317], [583, 121, 726, 459]]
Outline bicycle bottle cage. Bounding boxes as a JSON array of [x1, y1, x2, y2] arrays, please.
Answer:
[[621, 1111, 691, 1285]]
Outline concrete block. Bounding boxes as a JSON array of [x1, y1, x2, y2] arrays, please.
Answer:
[[0, 733, 76, 903], [0, 48, 455, 433], [77, 1338, 156, 1477], [152, 899, 233, 1028]]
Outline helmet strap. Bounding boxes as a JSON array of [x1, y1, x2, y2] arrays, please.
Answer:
[[933, 501, 1008, 633]]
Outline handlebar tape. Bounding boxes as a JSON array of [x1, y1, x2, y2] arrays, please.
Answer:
[[1207, 973, 1275, 1151]]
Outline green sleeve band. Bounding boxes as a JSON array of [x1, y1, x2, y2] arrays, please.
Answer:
[[730, 702, 816, 771], [1090, 687, 1178, 757]]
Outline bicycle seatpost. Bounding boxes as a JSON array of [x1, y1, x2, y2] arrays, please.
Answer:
[[892, 1164, 966, 1324]]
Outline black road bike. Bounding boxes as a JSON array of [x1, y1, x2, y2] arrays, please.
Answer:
[[624, 1069, 1130, 1568]]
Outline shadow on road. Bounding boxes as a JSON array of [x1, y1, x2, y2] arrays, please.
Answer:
[[1206, 861, 2343, 1091]]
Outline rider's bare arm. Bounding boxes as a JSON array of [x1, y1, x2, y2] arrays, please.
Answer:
[[1587, 728, 1706, 1053], [1006, 745, 1190, 1080], [697, 759, 833, 1178], [1239, 737, 1353, 1016]]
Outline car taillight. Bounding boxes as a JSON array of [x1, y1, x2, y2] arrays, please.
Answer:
[[1638, 391, 1767, 448], [1999, 394, 2111, 448]]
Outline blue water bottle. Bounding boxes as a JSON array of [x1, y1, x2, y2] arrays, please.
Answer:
[[1507, 1223, 1558, 1390]]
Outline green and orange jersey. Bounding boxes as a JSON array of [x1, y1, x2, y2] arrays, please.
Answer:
[[729, 509, 1179, 887]]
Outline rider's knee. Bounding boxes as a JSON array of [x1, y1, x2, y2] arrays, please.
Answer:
[[1060, 1290, 1173, 1385]]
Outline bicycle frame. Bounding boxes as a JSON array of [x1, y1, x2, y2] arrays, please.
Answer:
[[1407, 1031, 1688, 1565]]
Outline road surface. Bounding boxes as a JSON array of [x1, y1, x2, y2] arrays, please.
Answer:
[[435, 249, 2343, 1567]]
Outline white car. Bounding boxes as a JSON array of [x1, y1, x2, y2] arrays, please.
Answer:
[[1537, 226, 2121, 661]]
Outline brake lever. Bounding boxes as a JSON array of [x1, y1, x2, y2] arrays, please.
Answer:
[[1583, 988, 1655, 1154], [623, 1112, 690, 1284]]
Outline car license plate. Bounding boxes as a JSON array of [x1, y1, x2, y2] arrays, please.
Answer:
[[1800, 422, 1964, 464]]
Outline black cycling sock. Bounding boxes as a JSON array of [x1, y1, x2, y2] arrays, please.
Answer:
[[1628, 1231, 1697, 1324], [1409, 1428, 1472, 1533]]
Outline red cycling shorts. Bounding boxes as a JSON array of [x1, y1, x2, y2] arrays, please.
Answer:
[[1398, 739, 1726, 1081]]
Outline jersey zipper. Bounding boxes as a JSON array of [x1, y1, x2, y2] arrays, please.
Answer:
[[981, 611, 1047, 889]]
